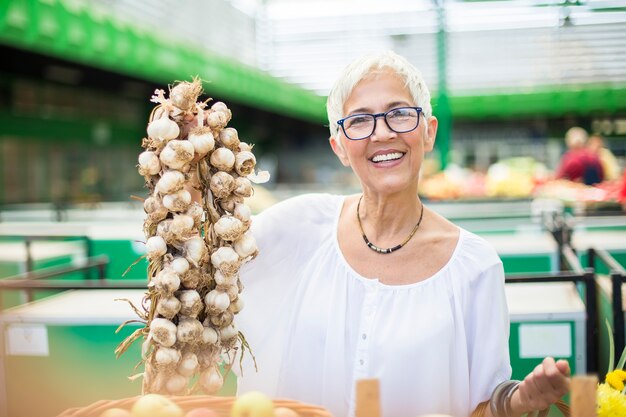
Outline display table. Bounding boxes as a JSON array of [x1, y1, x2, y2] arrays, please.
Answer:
[[1, 289, 238, 417], [1, 290, 153, 417], [505, 282, 586, 381], [483, 232, 559, 273]]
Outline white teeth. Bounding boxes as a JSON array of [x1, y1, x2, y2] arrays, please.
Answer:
[[371, 152, 404, 162]]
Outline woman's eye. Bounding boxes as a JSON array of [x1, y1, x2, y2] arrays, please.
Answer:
[[389, 109, 412, 119], [347, 116, 370, 127]]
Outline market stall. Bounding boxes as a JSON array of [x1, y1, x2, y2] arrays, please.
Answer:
[[0, 289, 237, 417]]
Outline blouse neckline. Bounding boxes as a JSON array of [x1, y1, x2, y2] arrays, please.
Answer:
[[331, 194, 465, 290]]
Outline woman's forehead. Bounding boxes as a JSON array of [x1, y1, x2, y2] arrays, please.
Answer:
[[343, 71, 413, 113]]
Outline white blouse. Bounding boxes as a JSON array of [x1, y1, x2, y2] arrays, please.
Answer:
[[235, 194, 511, 417]]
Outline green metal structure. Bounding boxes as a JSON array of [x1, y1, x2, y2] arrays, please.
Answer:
[[2, 0, 625, 125], [0, 0, 327, 123]]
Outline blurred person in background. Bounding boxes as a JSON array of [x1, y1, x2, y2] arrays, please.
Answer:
[[587, 133, 620, 181], [236, 50, 569, 417], [555, 126, 604, 185]]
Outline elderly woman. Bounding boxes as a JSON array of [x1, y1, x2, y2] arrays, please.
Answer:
[[235, 51, 569, 417]]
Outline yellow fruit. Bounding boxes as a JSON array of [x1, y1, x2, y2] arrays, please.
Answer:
[[231, 391, 274, 417], [131, 394, 184, 417]]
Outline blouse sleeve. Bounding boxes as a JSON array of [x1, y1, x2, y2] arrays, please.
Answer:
[[233, 194, 333, 384], [466, 261, 512, 410]]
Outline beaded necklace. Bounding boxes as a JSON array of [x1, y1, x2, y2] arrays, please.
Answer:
[[356, 195, 424, 254]]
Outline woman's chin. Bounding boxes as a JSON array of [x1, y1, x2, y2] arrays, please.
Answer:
[[364, 176, 418, 196]]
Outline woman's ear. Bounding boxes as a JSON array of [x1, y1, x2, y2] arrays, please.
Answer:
[[329, 136, 350, 167], [424, 116, 438, 152]]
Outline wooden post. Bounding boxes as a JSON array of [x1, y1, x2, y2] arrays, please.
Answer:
[[355, 379, 381, 417], [571, 375, 597, 417]]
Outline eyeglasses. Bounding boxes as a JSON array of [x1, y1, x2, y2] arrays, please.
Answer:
[[337, 106, 423, 141]]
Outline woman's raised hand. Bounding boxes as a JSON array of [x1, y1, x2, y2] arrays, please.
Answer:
[[512, 357, 570, 414]]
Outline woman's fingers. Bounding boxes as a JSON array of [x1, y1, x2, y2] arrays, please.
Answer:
[[556, 359, 571, 376], [542, 357, 570, 397], [518, 358, 570, 411]]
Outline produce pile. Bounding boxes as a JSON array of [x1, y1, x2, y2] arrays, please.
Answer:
[[95, 392, 304, 417], [117, 78, 267, 396]]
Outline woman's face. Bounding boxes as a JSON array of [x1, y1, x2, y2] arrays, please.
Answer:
[[330, 71, 438, 195]]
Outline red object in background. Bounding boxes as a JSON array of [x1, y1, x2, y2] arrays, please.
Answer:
[[619, 169, 626, 204], [556, 148, 604, 185]]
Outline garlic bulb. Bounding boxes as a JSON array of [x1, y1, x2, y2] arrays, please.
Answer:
[[238, 142, 252, 152], [222, 284, 239, 302], [154, 346, 181, 368], [178, 290, 203, 318], [233, 203, 251, 226], [219, 195, 244, 213], [177, 318, 203, 343], [201, 326, 219, 345], [156, 296, 181, 319], [180, 267, 202, 289], [234, 151, 256, 176], [168, 257, 190, 276], [210, 310, 234, 328], [185, 203, 204, 227], [230, 296, 245, 314], [165, 373, 188, 394], [233, 177, 253, 198], [147, 116, 180, 141], [138, 151, 161, 176], [155, 170, 185, 195], [177, 351, 199, 377], [233, 232, 258, 259], [219, 323, 238, 341], [211, 101, 231, 118], [213, 270, 237, 286], [199, 366, 223, 394], [205, 289, 230, 313], [183, 236, 207, 267], [214, 216, 245, 242], [162, 189, 192, 212], [211, 247, 240, 275], [188, 127, 215, 157], [150, 318, 177, 347], [160, 140, 195, 170], [146, 236, 167, 259], [206, 110, 228, 130], [144, 196, 168, 224], [209, 171, 235, 199], [219, 127, 240, 150], [153, 269, 180, 294], [210, 148, 235, 172], [156, 219, 176, 244], [170, 80, 202, 111], [170, 214, 195, 238]]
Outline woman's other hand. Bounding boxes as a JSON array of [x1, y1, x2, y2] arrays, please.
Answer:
[[512, 357, 570, 414]]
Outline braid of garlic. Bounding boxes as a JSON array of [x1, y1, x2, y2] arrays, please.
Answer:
[[128, 78, 267, 395]]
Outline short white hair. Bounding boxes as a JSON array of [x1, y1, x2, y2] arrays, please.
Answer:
[[326, 50, 432, 138]]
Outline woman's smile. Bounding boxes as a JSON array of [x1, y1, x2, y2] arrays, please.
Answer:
[[368, 149, 406, 168]]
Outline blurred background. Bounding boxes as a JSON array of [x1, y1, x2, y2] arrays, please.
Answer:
[[0, 0, 625, 206], [1, 1, 626, 417]]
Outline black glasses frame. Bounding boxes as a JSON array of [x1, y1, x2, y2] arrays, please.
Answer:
[[336, 106, 423, 140]]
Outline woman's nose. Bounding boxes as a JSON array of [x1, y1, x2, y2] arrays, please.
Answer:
[[370, 118, 396, 142]]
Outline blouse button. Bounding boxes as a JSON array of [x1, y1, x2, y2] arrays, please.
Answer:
[[362, 334, 367, 340], [359, 359, 364, 365]]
